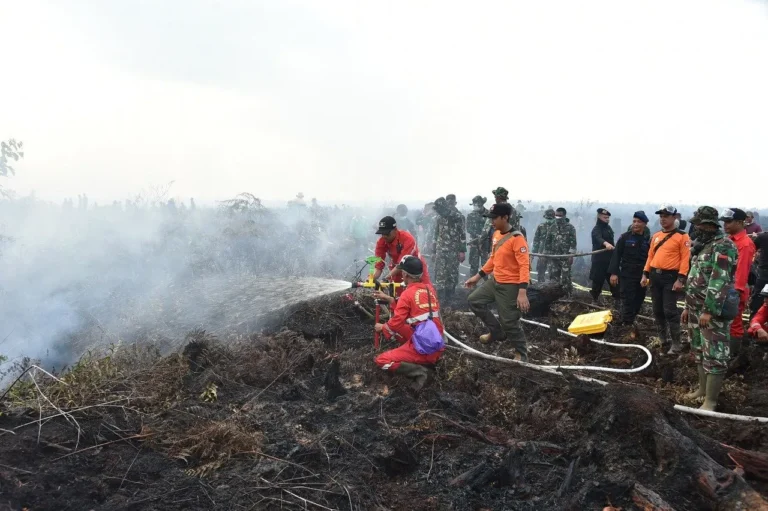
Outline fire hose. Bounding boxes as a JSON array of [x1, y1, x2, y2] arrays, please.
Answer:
[[444, 313, 652, 374]]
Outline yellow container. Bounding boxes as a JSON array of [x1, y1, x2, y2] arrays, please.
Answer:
[[567, 310, 612, 335]]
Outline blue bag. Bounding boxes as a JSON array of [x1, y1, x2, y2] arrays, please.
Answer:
[[410, 286, 445, 355]]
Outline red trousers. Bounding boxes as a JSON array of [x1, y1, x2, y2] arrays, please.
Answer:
[[375, 340, 443, 372], [731, 294, 747, 338]]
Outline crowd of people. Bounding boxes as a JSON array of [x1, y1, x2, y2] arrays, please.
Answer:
[[369, 190, 768, 413]]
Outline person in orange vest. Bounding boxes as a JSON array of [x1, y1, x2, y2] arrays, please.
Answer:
[[641, 206, 691, 354], [373, 256, 445, 391], [464, 203, 531, 361]]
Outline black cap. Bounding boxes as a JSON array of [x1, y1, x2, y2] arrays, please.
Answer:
[[597, 208, 611, 216], [483, 202, 514, 218], [720, 208, 747, 222], [396, 255, 423, 276], [375, 216, 397, 234], [655, 205, 678, 215], [633, 211, 649, 224]]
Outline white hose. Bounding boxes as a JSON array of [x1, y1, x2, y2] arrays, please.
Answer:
[[673, 405, 768, 423], [443, 331, 607, 385], [446, 314, 652, 374]]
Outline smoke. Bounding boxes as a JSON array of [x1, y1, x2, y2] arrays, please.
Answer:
[[0, 195, 383, 372]]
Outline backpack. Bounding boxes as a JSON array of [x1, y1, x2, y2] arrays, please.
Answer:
[[410, 286, 445, 355]]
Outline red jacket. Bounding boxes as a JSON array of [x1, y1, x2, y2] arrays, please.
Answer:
[[730, 230, 757, 297], [382, 281, 444, 343], [374, 230, 430, 284], [749, 304, 768, 336]]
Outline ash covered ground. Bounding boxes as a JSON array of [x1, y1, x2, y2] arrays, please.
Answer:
[[1, 198, 768, 510], [2, 285, 768, 511]]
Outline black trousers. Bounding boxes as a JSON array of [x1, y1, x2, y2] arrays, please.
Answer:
[[650, 271, 681, 342], [750, 277, 768, 320], [619, 273, 646, 324], [590, 260, 618, 299]]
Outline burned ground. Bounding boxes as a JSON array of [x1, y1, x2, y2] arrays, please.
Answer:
[[2, 288, 768, 510]]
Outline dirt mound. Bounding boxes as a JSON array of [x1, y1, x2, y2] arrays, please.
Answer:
[[2, 290, 768, 510]]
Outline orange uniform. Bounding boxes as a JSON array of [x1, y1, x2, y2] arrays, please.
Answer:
[[643, 230, 691, 278], [376, 281, 444, 371], [481, 230, 530, 286]]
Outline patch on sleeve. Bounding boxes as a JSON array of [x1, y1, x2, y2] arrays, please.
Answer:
[[520, 247, 527, 253]]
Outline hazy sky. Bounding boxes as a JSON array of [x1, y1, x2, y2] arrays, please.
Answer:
[[3, 0, 768, 206]]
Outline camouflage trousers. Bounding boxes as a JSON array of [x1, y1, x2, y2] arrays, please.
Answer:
[[688, 308, 731, 375], [548, 259, 572, 295], [433, 250, 460, 293], [468, 245, 488, 276]]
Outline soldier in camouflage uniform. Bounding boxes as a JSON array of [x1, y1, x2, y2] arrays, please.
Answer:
[[466, 195, 489, 276], [683, 206, 738, 411], [533, 208, 556, 283], [548, 208, 577, 295], [432, 197, 467, 302], [482, 187, 527, 251]]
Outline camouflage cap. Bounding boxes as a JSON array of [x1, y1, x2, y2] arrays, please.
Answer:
[[470, 195, 487, 205], [544, 208, 555, 219], [690, 206, 720, 226], [491, 187, 509, 198]]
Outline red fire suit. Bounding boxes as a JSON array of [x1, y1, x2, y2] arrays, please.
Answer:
[[375, 282, 445, 372], [730, 230, 756, 338], [748, 304, 768, 337], [374, 230, 431, 286]]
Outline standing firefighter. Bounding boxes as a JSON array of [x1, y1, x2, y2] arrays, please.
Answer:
[[590, 208, 619, 303], [642, 206, 691, 354], [608, 211, 651, 325], [549, 208, 577, 295], [464, 203, 531, 361], [432, 197, 467, 302], [466, 195, 489, 276], [374, 256, 445, 391], [683, 206, 738, 411], [533, 208, 556, 283], [721, 208, 756, 355]]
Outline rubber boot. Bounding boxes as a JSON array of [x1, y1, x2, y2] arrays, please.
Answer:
[[685, 364, 707, 400], [700, 372, 725, 411], [394, 362, 429, 392], [667, 336, 682, 355]]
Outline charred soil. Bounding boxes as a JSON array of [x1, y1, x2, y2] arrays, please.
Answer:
[[2, 288, 768, 510]]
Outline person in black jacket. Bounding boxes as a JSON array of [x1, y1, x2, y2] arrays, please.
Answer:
[[609, 211, 651, 324], [590, 208, 619, 302]]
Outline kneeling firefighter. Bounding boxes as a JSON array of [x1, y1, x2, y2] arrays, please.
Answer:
[[373, 256, 445, 391]]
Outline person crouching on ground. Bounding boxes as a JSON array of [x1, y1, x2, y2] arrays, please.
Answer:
[[748, 284, 768, 343], [464, 203, 531, 361], [373, 256, 445, 391]]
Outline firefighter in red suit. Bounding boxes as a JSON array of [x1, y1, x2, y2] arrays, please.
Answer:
[[374, 216, 430, 288], [748, 284, 768, 342], [373, 256, 444, 391], [722, 208, 757, 353]]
